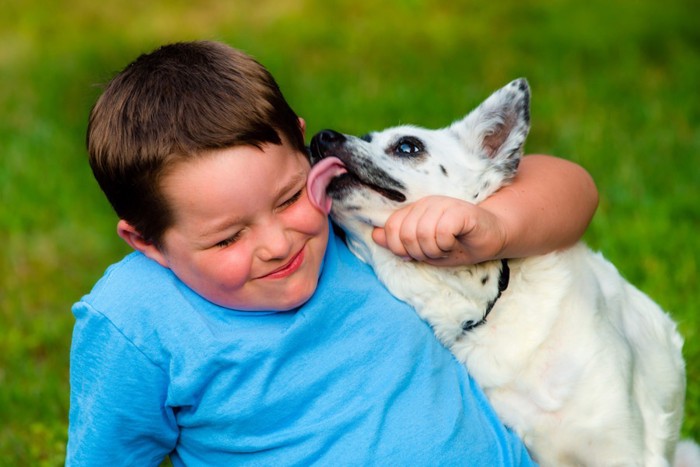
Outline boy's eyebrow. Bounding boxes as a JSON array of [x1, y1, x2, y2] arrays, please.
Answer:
[[282, 167, 308, 195], [199, 215, 245, 242], [269, 165, 308, 203]]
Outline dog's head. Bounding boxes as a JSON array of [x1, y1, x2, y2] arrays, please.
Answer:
[[308, 78, 531, 237]]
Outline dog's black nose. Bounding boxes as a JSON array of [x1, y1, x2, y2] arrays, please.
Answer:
[[310, 130, 347, 163], [315, 129, 346, 145]]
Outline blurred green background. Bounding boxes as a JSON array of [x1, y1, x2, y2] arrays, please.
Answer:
[[1, 0, 698, 463]]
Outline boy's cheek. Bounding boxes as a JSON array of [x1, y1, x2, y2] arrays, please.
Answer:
[[294, 197, 330, 234]]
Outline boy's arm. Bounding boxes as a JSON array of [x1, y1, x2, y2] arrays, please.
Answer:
[[371, 155, 598, 266], [67, 302, 178, 465]]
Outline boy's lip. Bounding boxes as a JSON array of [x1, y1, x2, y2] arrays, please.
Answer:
[[258, 247, 305, 280]]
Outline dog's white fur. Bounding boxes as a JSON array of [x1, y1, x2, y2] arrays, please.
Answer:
[[310, 79, 693, 466]]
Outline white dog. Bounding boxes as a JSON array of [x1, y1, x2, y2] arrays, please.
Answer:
[[307, 79, 695, 466]]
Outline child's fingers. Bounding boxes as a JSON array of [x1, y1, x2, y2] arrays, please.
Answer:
[[396, 204, 453, 260], [412, 209, 455, 259], [381, 205, 430, 259], [371, 227, 388, 248], [380, 208, 413, 258], [373, 196, 481, 262], [433, 207, 473, 252]]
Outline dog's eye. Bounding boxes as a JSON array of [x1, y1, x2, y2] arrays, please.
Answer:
[[393, 137, 424, 156]]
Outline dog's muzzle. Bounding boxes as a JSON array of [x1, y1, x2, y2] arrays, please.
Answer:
[[309, 130, 407, 205]]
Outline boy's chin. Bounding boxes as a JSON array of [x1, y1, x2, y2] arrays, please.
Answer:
[[224, 283, 318, 313], [274, 285, 317, 312]]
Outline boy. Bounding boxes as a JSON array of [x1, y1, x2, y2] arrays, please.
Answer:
[[68, 41, 597, 465]]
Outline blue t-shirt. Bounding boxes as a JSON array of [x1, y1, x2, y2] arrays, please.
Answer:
[[67, 227, 533, 466]]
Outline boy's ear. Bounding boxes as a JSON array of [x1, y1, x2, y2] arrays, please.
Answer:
[[116, 219, 169, 268], [298, 117, 306, 137]]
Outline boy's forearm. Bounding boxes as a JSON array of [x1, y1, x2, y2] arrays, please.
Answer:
[[480, 155, 598, 259]]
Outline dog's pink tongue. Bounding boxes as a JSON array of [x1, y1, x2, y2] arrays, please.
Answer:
[[307, 157, 347, 214]]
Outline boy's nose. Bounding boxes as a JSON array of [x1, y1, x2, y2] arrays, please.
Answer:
[[257, 221, 292, 261]]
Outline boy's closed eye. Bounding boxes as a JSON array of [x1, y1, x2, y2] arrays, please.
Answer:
[[215, 231, 243, 249], [213, 186, 305, 249], [277, 187, 304, 210]]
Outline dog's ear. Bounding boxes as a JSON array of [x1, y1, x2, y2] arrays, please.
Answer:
[[452, 79, 530, 175]]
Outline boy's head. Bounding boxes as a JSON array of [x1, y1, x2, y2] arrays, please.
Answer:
[[88, 41, 330, 311], [87, 41, 306, 246]]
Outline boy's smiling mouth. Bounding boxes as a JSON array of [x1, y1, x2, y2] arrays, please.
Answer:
[[258, 247, 306, 280]]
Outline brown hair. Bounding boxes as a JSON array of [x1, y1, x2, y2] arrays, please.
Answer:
[[87, 41, 306, 245]]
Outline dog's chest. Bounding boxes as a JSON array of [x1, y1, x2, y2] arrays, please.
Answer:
[[367, 249, 506, 348]]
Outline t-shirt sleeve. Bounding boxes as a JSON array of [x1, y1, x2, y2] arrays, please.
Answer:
[[66, 301, 178, 466]]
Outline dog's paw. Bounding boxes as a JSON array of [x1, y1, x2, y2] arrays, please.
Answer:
[[422, 302, 489, 347]]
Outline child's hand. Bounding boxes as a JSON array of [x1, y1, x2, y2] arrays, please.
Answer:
[[371, 196, 507, 266]]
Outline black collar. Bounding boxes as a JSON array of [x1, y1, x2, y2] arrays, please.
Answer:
[[462, 259, 510, 332]]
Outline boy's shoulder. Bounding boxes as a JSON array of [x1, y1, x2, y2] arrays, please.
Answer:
[[87, 251, 176, 303], [73, 251, 221, 366], [75, 251, 195, 330]]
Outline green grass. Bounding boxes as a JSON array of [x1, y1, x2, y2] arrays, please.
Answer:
[[2, 0, 698, 463]]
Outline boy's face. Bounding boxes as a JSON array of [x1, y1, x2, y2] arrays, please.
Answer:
[[139, 141, 329, 311]]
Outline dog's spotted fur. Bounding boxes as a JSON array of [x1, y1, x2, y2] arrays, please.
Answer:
[[309, 79, 691, 466]]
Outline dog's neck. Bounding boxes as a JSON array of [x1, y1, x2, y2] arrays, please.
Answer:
[[343, 221, 511, 332]]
